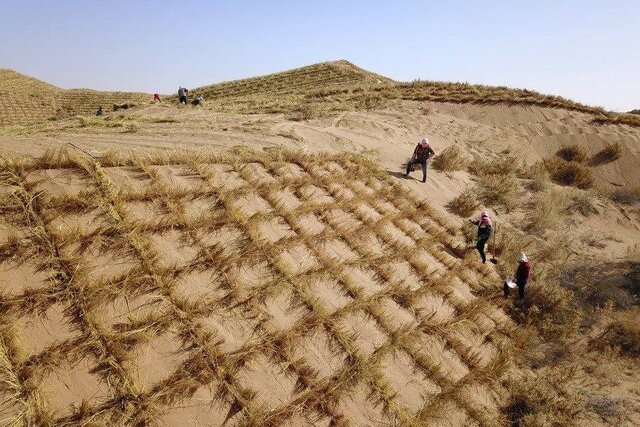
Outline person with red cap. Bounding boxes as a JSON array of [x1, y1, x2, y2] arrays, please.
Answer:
[[405, 137, 435, 182], [470, 210, 493, 263]]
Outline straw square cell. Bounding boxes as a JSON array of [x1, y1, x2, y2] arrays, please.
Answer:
[[158, 384, 235, 427], [236, 354, 297, 410], [126, 329, 191, 391], [148, 229, 199, 269], [40, 357, 111, 419], [380, 349, 440, 414], [0, 260, 50, 297], [338, 310, 388, 357], [13, 303, 79, 358], [199, 309, 262, 354], [277, 243, 319, 276], [25, 168, 91, 202]]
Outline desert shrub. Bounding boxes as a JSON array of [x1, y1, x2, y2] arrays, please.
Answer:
[[590, 142, 622, 164], [149, 117, 179, 123], [503, 367, 585, 427], [478, 173, 519, 212], [567, 190, 598, 216], [559, 262, 638, 310], [432, 145, 467, 171], [543, 157, 593, 189], [291, 103, 317, 121], [611, 187, 640, 205], [586, 395, 623, 422], [556, 143, 588, 162], [468, 155, 520, 176], [523, 162, 551, 192], [595, 315, 640, 357], [524, 189, 569, 235], [445, 188, 479, 217], [356, 93, 385, 110], [124, 122, 139, 133]]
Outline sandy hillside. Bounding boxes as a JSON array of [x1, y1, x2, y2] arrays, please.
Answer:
[[1, 65, 639, 426]]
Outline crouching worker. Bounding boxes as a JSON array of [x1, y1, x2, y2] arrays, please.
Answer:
[[405, 137, 435, 182], [470, 211, 492, 263], [192, 95, 204, 106], [504, 252, 530, 299]]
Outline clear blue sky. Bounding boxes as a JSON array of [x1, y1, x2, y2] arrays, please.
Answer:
[[1, 1, 638, 111]]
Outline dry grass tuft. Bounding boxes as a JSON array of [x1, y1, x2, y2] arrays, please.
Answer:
[[478, 173, 519, 212], [590, 142, 623, 165], [610, 186, 640, 205], [468, 155, 520, 176], [431, 146, 468, 172], [446, 188, 480, 218], [543, 157, 593, 189], [503, 367, 586, 426], [524, 162, 551, 192], [567, 190, 599, 216], [594, 315, 640, 357], [290, 103, 317, 121], [556, 143, 588, 163], [524, 189, 569, 235]]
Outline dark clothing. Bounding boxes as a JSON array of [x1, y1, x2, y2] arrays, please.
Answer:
[[503, 281, 526, 299], [405, 158, 428, 182], [153, 93, 161, 102], [96, 107, 103, 116], [471, 219, 492, 263], [405, 143, 434, 182], [179, 95, 188, 105], [504, 261, 531, 298], [412, 143, 435, 162], [515, 261, 531, 286], [476, 237, 489, 264]]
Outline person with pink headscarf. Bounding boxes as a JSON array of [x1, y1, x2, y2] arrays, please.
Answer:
[[405, 137, 435, 182], [470, 210, 493, 263]]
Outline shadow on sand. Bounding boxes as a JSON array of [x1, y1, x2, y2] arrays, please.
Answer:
[[386, 170, 410, 180]]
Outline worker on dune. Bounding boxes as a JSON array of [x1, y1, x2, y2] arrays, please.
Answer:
[[470, 210, 492, 264], [504, 252, 531, 299], [178, 86, 188, 105], [405, 137, 435, 182], [153, 93, 161, 103]]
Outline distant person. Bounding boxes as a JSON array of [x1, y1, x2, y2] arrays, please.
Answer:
[[96, 106, 103, 116], [178, 86, 188, 105], [153, 93, 161, 102], [405, 137, 435, 182], [192, 95, 204, 106], [504, 252, 531, 299], [470, 211, 492, 264]]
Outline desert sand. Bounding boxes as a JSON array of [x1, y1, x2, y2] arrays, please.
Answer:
[[0, 64, 638, 426]]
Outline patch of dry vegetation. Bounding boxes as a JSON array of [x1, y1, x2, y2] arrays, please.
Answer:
[[0, 147, 535, 426], [556, 143, 588, 162], [446, 188, 479, 217], [432, 145, 468, 172], [590, 142, 623, 165], [478, 173, 520, 212], [0, 69, 149, 126], [610, 186, 640, 205], [543, 157, 594, 189], [594, 314, 640, 357]]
